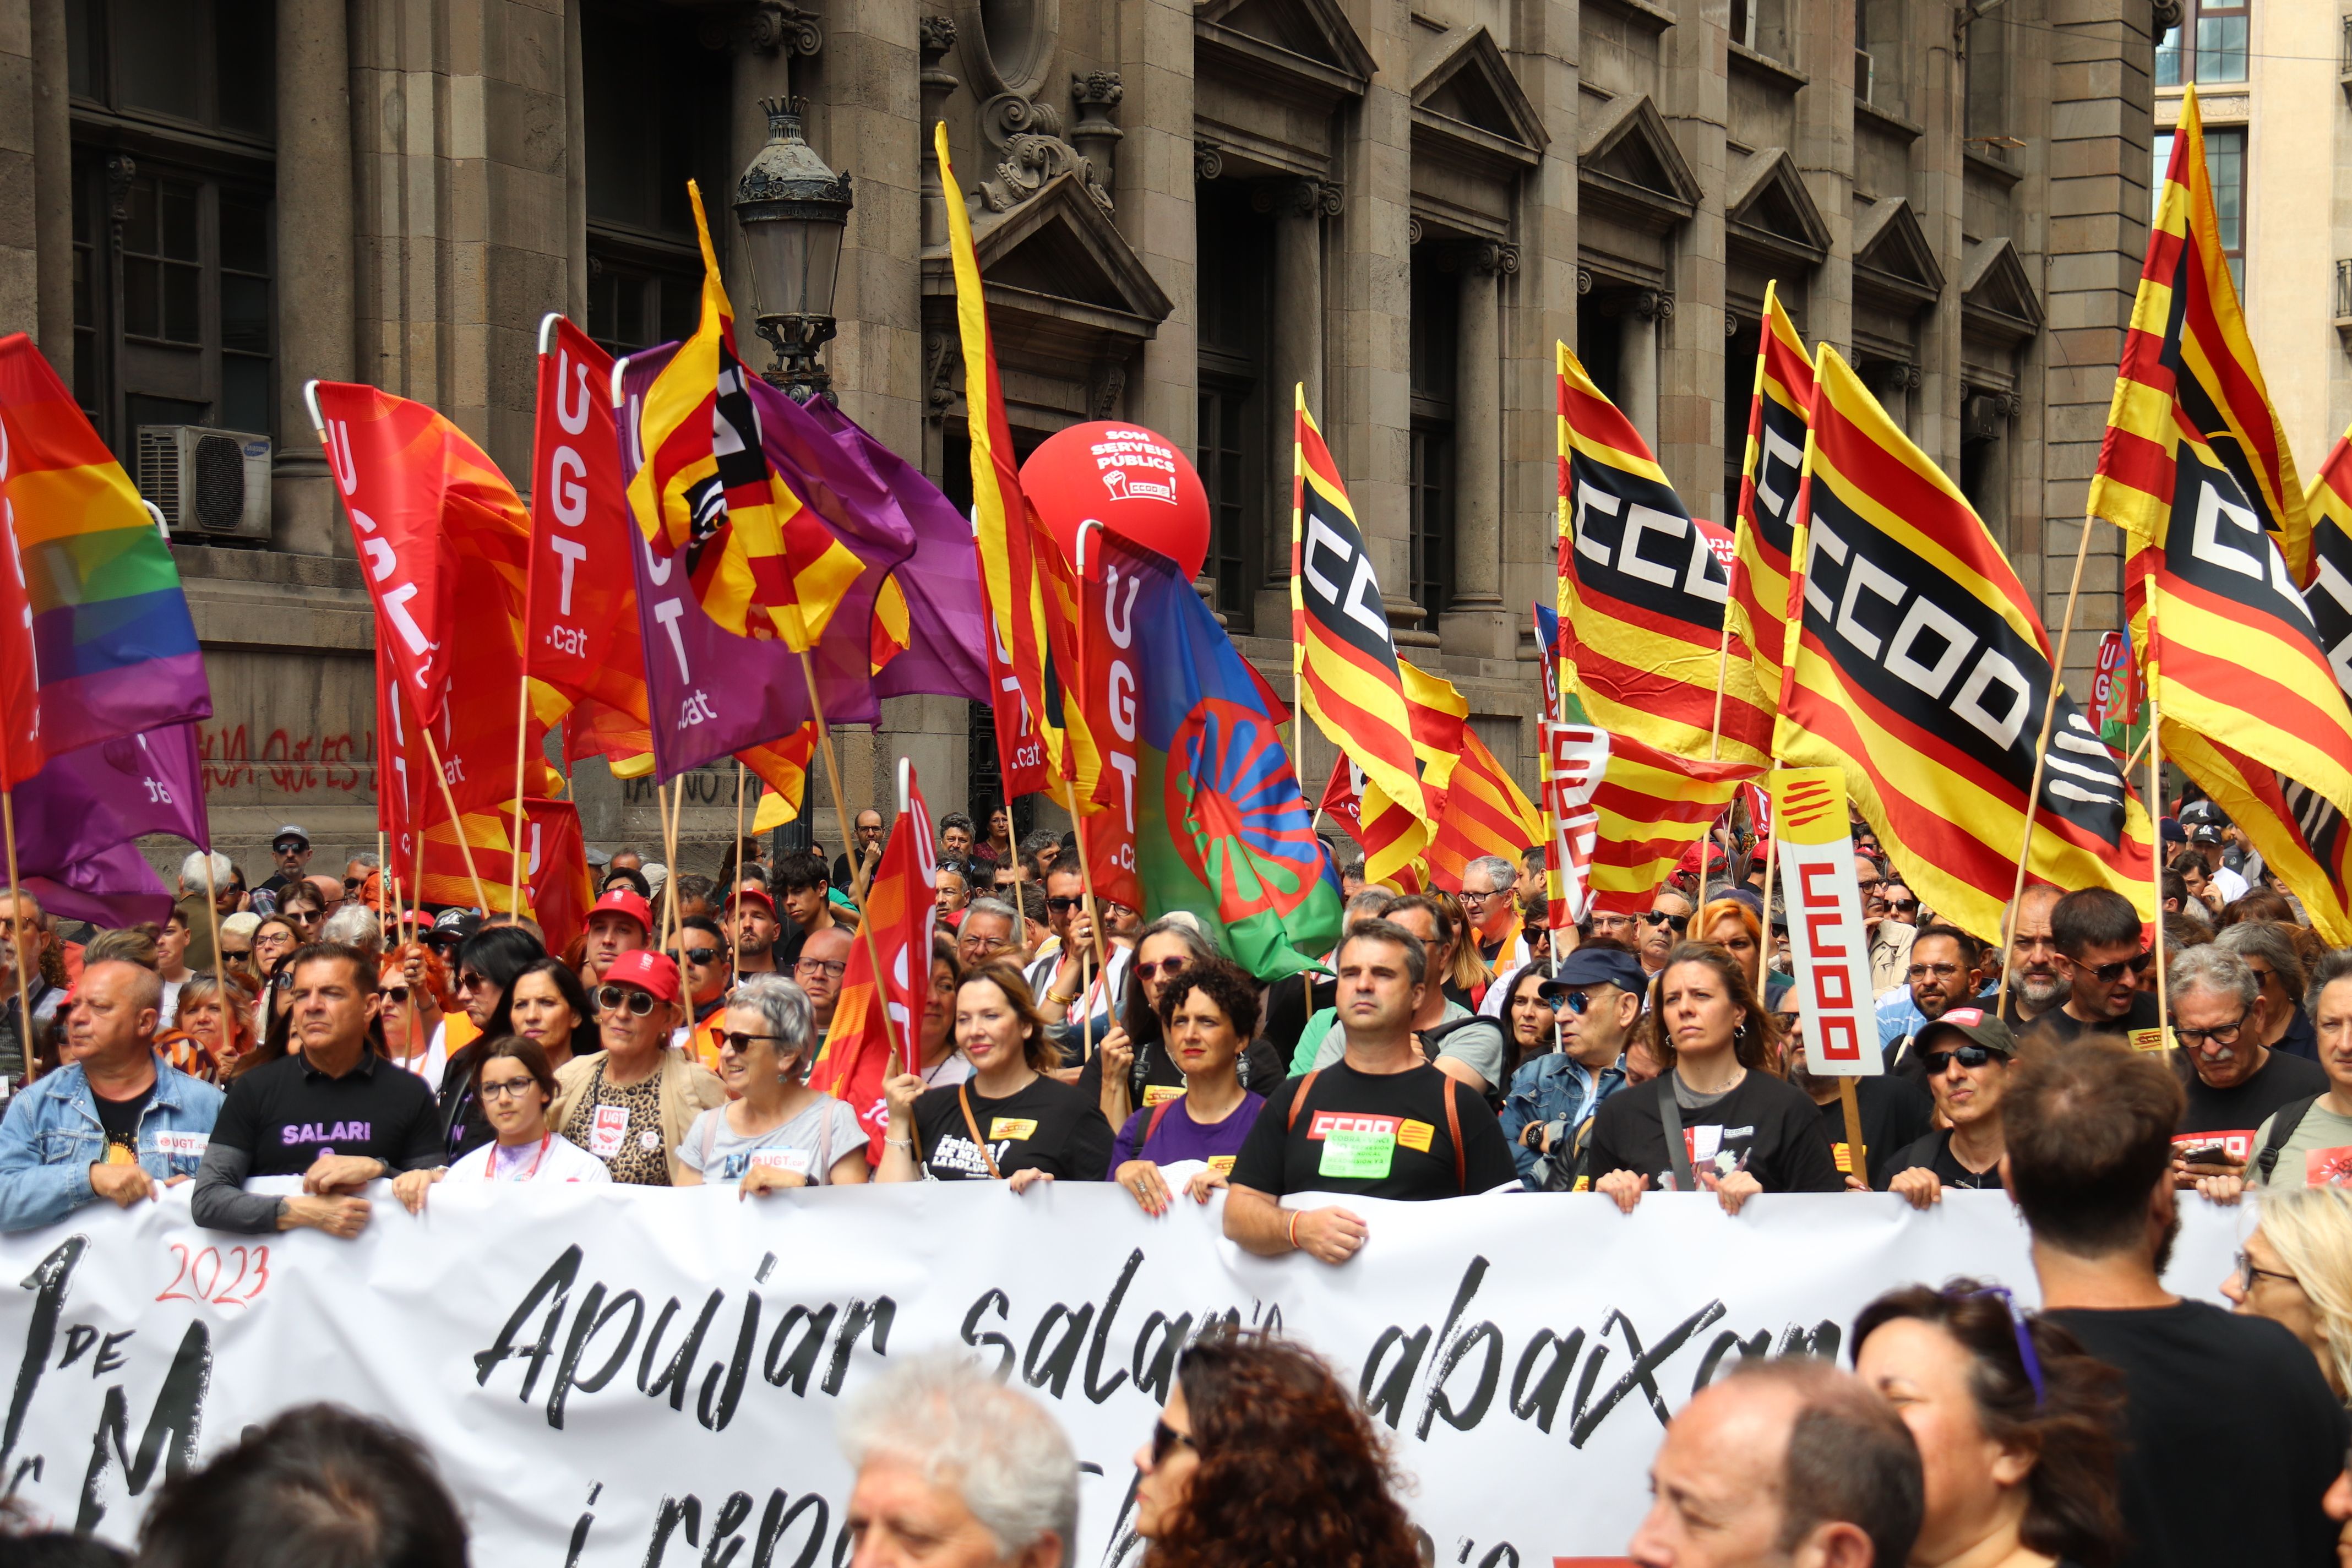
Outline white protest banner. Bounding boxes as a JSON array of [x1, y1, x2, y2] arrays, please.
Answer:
[[1766, 767, 1880, 1075], [0, 1186, 2239, 1565]]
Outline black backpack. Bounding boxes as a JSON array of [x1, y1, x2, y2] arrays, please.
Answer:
[[2255, 1095, 2322, 1184]]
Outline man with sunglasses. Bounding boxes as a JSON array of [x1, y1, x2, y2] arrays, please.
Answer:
[[2019, 887, 2164, 1051], [1499, 943, 1641, 1189], [669, 916, 733, 1069], [1637, 889, 1694, 977], [1881, 1010, 2016, 1208], [1025, 864, 1133, 1038], [2168, 944, 2326, 1191], [257, 824, 312, 895], [548, 949, 726, 1186]]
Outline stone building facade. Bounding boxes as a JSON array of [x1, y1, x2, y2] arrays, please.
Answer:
[[0, 0, 2163, 870]]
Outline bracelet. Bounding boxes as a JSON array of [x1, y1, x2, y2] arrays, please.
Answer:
[[1286, 1210, 1301, 1250], [886, 1136, 913, 1149], [1047, 990, 1077, 1006]]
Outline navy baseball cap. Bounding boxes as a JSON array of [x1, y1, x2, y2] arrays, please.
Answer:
[[1539, 946, 1649, 998]]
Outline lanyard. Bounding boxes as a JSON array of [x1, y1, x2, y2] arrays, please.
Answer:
[[498, 1134, 554, 1182]]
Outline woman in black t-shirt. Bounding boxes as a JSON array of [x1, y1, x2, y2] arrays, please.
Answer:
[[1587, 942, 1841, 1213], [875, 962, 1112, 1187]]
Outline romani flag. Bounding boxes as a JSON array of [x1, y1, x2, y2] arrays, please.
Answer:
[[2087, 87, 2352, 940], [1557, 341, 1771, 766], [810, 764, 938, 1146], [1292, 390, 1431, 831], [1724, 284, 1813, 712], [1778, 348, 2154, 943], [1583, 731, 1757, 914], [939, 123, 1065, 799], [1350, 656, 1469, 890], [1426, 727, 1545, 890], [622, 183, 864, 652]]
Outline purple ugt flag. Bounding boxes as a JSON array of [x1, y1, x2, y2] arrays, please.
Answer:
[[9, 723, 208, 926], [616, 347, 915, 783], [798, 400, 991, 706]]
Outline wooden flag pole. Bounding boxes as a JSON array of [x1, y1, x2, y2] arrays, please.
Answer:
[[376, 830, 389, 932], [197, 850, 232, 1070], [1997, 514, 2098, 1017], [796, 646, 904, 1072], [658, 777, 682, 949], [418, 724, 493, 912], [729, 761, 745, 982], [508, 672, 532, 919], [2149, 623, 2171, 1054], [2, 789, 38, 1082], [1838, 1077, 1868, 1188], [2124, 727, 2155, 777]]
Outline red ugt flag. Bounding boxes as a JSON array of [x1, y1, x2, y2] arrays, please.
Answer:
[[810, 765, 940, 1146]]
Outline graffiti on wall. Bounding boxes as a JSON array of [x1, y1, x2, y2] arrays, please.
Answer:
[[200, 726, 372, 796]]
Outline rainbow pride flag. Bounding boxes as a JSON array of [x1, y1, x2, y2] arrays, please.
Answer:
[[0, 334, 210, 779]]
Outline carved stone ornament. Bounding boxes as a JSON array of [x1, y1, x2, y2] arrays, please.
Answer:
[[925, 330, 961, 410], [952, 0, 1111, 214], [1407, 216, 1424, 246], [1725, 310, 1742, 337], [1576, 265, 1594, 296], [1251, 177, 1341, 220], [1474, 240, 1520, 275], [2150, 0, 2184, 31], [919, 14, 958, 55], [699, 0, 822, 58], [1195, 140, 1224, 181]]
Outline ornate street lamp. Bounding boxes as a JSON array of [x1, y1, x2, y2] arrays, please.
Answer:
[[732, 96, 854, 404]]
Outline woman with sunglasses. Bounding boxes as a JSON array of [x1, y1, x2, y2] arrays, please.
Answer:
[[875, 962, 1110, 1189], [1882, 1013, 2018, 1207], [378, 943, 448, 1085], [2220, 1186, 2352, 1402], [393, 1036, 611, 1211], [1853, 1280, 2124, 1568], [487, 958, 600, 1077], [273, 884, 327, 948], [677, 973, 869, 1193], [550, 949, 727, 1185], [435, 925, 549, 1163], [1112, 957, 1267, 1215], [1086, 918, 1282, 1135], [1587, 943, 1842, 1214], [1129, 1326, 1419, 1568]]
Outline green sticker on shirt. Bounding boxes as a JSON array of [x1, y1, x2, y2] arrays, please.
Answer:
[[1318, 1126, 1396, 1179]]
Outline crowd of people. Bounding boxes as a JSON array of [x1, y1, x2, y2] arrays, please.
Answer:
[[3, 794, 2352, 1565]]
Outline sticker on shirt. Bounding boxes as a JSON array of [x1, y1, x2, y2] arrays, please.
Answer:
[[1831, 1142, 1854, 1175], [153, 1132, 208, 1159], [1207, 1155, 1236, 1177], [2310, 1146, 2352, 1186], [1142, 1085, 1185, 1107], [590, 1105, 629, 1159], [2128, 1027, 2168, 1053], [989, 1118, 1038, 1142], [1318, 1126, 1396, 1179], [2171, 1130, 2252, 1166], [1397, 1119, 1435, 1154], [722, 1147, 814, 1180], [637, 1130, 662, 1152]]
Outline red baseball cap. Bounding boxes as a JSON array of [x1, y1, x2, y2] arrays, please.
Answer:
[[725, 885, 776, 916], [588, 888, 653, 935], [599, 948, 680, 1003]]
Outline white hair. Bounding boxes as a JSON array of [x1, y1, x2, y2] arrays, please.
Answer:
[[729, 972, 815, 1070], [1466, 854, 1518, 890], [320, 904, 383, 956], [179, 851, 233, 892], [838, 1352, 1077, 1566]]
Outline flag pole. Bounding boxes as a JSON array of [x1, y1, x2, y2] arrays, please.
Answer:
[[1068, 522, 1113, 1000], [795, 647, 903, 1072], [1997, 513, 2097, 1015], [730, 760, 745, 981], [1288, 389, 1316, 1036], [418, 723, 493, 912], [198, 849, 231, 1072], [658, 777, 682, 949], [2, 788, 38, 1082], [2149, 620, 2171, 1054], [508, 674, 531, 919]]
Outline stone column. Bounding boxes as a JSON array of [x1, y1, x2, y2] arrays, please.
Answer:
[[29, 0, 69, 377], [1620, 290, 1667, 449], [1254, 175, 1331, 628], [1442, 239, 1513, 658], [273, 0, 356, 557]]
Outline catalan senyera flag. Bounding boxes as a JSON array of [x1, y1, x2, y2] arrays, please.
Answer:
[[1557, 341, 1772, 766], [939, 122, 1062, 800], [1351, 657, 1470, 891], [2088, 89, 2352, 940], [1425, 727, 1545, 891], [1293, 390, 1430, 831], [620, 183, 862, 651], [0, 334, 211, 788], [1777, 347, 2155, 943], [810, 765, 937, 1147], [1585, 731, 1758, 914], [1725, 284, 1814, 712]]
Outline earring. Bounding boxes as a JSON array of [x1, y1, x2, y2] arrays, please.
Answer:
[[1734, 1021, 1748, 1041]]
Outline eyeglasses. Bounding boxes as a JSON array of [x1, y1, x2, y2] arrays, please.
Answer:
[[1640, 910, 1678, 927], [343, 877, 363, 891], [456, 971, 490, 992], [1550, 989, 1594, 1016], [1045, 896, 1083, 914], [2175, 1008, 2251, 1050], [1889, 899, 1919, 917], [594, 985, 658, 1017], [2064, 949, 2152, 984], [682, 948, 722, 966], [1906, 962, 1964, 982], [796, 959, 848, 981], [1149, 1419, 1198, 1467], [717, 1030, 782, 1055], [479, 1078, 540, 1102], [1921, 1043, 1996, 1075], [1132, 958, 1189, 983], [378, 986, 411, 1005], [273, 842, 304, 856], [1962, 1285, 2045, 1407], [2235, 1250, 2301, 1293], [961, 935, 1010, 954], [1458, 888, 1505, 906]]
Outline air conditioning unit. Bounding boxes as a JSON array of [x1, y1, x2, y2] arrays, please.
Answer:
[[135, 425, 272, 542], [1855, 48, 1875, 104]]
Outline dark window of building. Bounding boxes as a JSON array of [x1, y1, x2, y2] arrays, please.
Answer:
[[2154, 126, 2245, 297], [1729, 0, 1787, 61], [66, 0, 276, 140], [582, 0, 732, 355], [1724, 312, 1760, 496], [1855, 0, 1903, 115], [1574, 288, 1624, 405], [1195, 183, 1273, 631], [2158, 0, 2247, 86], [1964, 13, 2010, 150], [1408, 252, 1458, 622]]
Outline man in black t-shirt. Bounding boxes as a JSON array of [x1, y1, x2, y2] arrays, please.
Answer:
[[2169, 943, 2328, 1185], [192, 943, 444, 1239], [1226, 920, 1516, 1265], [2018, 887, 2165, 1052], [2006, 1036, 2347, 1568], [1882, 1009, 2015, 1205], [1784, 1022, 1931, 1189]]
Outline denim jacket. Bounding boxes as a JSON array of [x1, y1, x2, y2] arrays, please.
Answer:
[[0, 1056, 224, 1232], [1499, 1053, 1626, 1186]]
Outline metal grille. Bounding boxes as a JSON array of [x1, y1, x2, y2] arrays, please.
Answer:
[[134, 428, 182, 526], [192, 433, 245, 530]]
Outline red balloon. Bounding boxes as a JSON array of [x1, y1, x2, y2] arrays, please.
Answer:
[[1019, 421, 1210, 579]]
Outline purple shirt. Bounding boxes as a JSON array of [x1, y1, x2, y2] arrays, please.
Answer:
[[1108, 1091, 1267, 1177]]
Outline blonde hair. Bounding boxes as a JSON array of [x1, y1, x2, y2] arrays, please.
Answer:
[[2256, 1185, 2352, 1398]]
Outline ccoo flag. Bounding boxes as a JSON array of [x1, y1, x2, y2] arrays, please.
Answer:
[[1724, 284, 1814, 713], [1111, 531, 1341, 979], [2088, 89, 2352, 940], [1557, 341, 1771, 766], [1776, 348, 2155, 943]]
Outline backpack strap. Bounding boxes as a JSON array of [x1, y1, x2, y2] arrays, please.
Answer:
[[1445, 1077, 1466, 1193], [1143, 1096, 1177, 1154], [1286, 1070, 1323, 1133], [1656, 1075, 1697, 1192], [2256, 1093, 2320, 1184], [956, 1082, 1003, 1180]]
